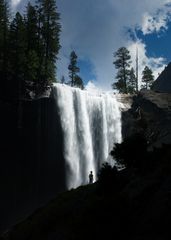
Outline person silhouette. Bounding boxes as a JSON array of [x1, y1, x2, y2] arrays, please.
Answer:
[[89, 171, 94, 184]]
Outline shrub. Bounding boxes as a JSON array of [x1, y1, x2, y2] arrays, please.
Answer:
[[97, 162, 117, 193], [111, 133, 148, 169]]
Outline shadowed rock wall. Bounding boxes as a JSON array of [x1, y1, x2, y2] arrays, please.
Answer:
[[0, 94, 66, 232]]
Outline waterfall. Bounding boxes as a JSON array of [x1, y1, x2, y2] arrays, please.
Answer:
[[53, 83, 122, 189]]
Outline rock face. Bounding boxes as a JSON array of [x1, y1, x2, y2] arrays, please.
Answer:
[[152, 62, 171, 93], [122, 62, 171, 145], [1, 71, 171, 233], [122, 90, 171, 148], [0, 93, 66, 233]]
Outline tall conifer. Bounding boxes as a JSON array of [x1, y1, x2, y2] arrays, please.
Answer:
[[36, 0, 61, 92], [113, 47, 132, 93], [141, 66, 154, 90], [9, 12, 26, 98], [24, 2, 39, 95], [68, 51, 80, 87], [127, 68, 136, 94], [0, 0, 10, 97]]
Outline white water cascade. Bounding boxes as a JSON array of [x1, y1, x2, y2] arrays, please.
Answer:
[[53, 83, 122, 189]]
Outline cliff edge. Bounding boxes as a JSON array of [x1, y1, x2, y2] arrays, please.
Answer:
[[152, 62, 171, 93]]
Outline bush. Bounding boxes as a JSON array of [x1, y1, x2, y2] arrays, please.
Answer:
[[97, 162, 117, 194], [111, 133, 148, 170]]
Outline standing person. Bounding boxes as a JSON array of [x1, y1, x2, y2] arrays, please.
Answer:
[[89, 171, 94, 184]]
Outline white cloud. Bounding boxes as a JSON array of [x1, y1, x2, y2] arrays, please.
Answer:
[[57, 0, 171, 90], [11, 0, 171, 90], [11, 0, 22, 7], [141, 8, 171, 35], [127, 40, 166, 89]]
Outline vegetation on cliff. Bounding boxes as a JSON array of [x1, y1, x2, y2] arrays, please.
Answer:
[[0, 0, 61, 99]]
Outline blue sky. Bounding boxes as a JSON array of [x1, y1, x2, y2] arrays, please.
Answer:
[[56, 0, 171, 89], [136, 26, 171, 60], [12, 0, 171, 89], [78, 59, 96, 86], [78, 22, 171, 86]]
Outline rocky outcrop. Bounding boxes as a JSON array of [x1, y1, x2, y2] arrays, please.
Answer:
[[116, 93, 134, 110], [122, 89, 171, 147], [152, 62, 171, 93]]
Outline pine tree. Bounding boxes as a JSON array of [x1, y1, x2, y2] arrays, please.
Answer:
[[25, 2, 38, 53], [127, 68, 136, 94], [36, 0, 61, 92], [74, 75, 84, 89], [35, 0, 44, 90], [24, 2, 39, 96], [9, 12, 27, 98], [141, 66, 154, 90], [0, 0, 10, 97], [68, 51, 80, 87], [113, 47, 132, 93], [0, 0, 61, 99], [61, 75, 65, 84]]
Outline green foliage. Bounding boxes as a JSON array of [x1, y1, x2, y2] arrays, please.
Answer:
[[0, 0, 61, 99], [74, 75, 84, 89], [97, 162, 117, 193], [37, 0, 61, 87], [113, 47, 132, 93], [9, 12, 27, 98], [25, 50, 39, 96], [68, 51, 84, 89], [111, 133, 148, 169], [0, 0, 10, 96], [24, 2, 39, 91], [141, 66, 154, 90], [68, 51, 80, 86], [61, 75, 65, 84], [127, 68, 137, 94]]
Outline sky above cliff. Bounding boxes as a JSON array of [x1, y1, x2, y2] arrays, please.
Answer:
[[11, 0, 171, 90]]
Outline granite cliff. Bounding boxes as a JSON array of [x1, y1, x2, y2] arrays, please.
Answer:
[[1, 63, 171, 239], [122, 62, 171, 146], [152, 62, 171, 93]]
